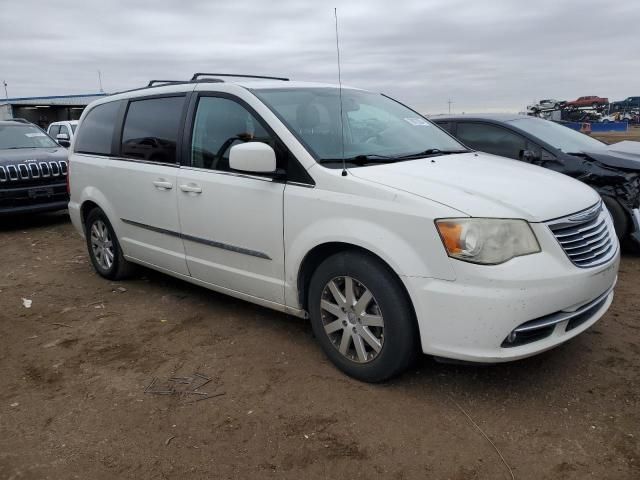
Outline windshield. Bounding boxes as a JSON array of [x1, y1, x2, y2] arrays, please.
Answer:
[[252, 87, 466, 164], [0, 124, 59, 149], [507, 118, 605, 153]]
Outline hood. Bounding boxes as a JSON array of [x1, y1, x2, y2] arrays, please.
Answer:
[[350, 152, 600, 221], [580, 141, 640, 170], [0, 147, 68, 165]]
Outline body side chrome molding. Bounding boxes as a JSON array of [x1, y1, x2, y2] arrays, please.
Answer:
[[120, 218, 272, 260]]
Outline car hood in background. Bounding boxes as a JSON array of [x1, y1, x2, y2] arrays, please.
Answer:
[[579, 141, 640, 170], [0, 147, 68, 165], [350, 152, 600, 221]]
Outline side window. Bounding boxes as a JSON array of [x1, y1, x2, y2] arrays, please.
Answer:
[[121, 96, 185, 164], [49, 125, 60, 137], [74, 101, 121, 155], [456, 123, 527, 160], [434, 121, 453, 134], [59, 125, 70, 137], [190, 97, 276, 171]]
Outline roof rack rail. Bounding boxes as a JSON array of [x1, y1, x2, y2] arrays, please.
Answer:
[[147, 80, 187, 87], [190, 73, 289, 82], [147, 78, 225, 87]]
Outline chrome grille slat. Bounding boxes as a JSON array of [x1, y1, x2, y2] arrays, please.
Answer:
[[0, 166, 6, 182], [562, 228, 609, 251], [552, 216, 601, 237], [571, 243, 612, 262], [547, 202, 617, 268], [7, 165, 18, 180], [556, 221, 607, 246]]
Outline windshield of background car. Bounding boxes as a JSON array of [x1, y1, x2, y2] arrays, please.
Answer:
[[508, 118, 605, 153], [0, 124, 59, 149], [252, 87, 465, 163]]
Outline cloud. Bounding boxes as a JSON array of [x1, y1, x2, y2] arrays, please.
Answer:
[[1, 0, 638, 112]]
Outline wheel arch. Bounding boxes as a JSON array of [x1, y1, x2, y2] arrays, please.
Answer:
[[296, 242, 418, 328], [80, 200, 102, 232]]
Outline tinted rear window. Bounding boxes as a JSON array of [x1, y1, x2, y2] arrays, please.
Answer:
[[74, 101, 121, 155], [120, 96, 185, 164]]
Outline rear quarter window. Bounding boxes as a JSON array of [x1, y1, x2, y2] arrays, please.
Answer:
[[74, 101, 122, 155]]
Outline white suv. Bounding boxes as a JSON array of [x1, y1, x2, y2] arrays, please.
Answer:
[[68, 74, 619, 382], [47, 120, 78, 147]]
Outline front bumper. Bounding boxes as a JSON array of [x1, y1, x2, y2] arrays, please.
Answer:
[[0, 182, 68, 216], [405, 222, 620, 363]]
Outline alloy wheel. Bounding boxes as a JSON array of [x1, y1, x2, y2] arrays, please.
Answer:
[[320, 276, 385, 363], [90, 219, 114, 270]]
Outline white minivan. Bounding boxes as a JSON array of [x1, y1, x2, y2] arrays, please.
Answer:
[[68, 74, 619, 382]]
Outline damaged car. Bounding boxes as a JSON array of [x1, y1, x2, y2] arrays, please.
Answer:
[[433, 114, 640, 247]]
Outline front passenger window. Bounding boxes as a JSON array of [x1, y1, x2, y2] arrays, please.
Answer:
[[191, 97, 275, 171]]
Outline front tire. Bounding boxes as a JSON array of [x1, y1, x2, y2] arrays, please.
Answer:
[[85, 208, 135, 280], [602, 196, 628, 241], [308, 251, 417, 382]]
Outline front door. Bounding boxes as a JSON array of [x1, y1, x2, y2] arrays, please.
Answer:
[[177, 95, 286, 303]]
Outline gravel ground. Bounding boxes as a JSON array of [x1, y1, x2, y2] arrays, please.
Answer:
[[0, 212, 638, 479]]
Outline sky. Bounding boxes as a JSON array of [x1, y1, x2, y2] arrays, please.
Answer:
[[1, 0, 639, 113]]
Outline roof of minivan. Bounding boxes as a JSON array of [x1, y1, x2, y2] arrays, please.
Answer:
[[431, 113, 529, 123], [86, 79, 365, 110]]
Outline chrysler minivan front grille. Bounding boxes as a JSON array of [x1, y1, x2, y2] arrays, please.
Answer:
[[546, 202, 617, 268]]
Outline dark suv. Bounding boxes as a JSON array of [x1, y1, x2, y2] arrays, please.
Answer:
[[0, 120, 69, 215]]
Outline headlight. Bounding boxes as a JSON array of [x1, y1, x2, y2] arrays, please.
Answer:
[[435, 218, 540, 265]]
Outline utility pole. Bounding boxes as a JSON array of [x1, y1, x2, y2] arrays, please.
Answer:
[[2, 81, 7, 99], [447, 98, 453, 114], [97, 70, 104, 93]]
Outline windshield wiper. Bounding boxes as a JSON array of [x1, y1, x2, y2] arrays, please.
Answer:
[[319, 154, 398, 165], [319, 149, 470, 166], [394, 148, 470, 160]]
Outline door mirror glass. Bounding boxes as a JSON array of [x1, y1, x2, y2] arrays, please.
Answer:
[[519, 149, 537, 162], [229, 142, 277, 173]]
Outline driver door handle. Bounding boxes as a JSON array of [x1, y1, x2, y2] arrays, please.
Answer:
[[179, 183, 202, 194]]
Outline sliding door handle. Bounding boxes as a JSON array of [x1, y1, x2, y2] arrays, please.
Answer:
[[153, 180, 173, 190]]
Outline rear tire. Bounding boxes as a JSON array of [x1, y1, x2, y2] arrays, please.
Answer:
[[85, 208, 135, 280], [308, 251, 417, 382], [602, 196, 628, 241]]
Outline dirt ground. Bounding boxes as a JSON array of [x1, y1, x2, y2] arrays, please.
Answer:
[[592, 125, 640, 144], [0, 213, 638, 480]]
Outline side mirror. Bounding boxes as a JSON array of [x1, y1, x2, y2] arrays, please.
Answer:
[[56, 133, 70, 141], [519, 150, 537, 162], [56, 133, 71, 147], [229, 142, 277, 174]]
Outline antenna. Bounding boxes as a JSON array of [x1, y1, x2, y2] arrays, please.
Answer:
[[2, 80, 7, 99], [334, 8, 347, 177], [97, 70, 104, 93]]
